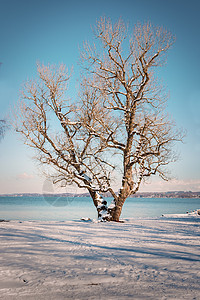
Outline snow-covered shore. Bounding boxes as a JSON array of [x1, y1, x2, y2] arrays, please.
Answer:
[[0, 215, 199, 299]]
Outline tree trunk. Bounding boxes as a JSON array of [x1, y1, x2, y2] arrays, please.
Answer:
[[108, 166, 134, 221], [88, 189, 128, 222], [89, 190, 111, 221], [109, 205, 123, 222], [89, 188, 128, 222]]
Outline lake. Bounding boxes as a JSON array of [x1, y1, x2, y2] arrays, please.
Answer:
[[0, 196, 200, 221]]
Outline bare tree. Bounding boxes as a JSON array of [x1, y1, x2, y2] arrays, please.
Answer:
[[14, 18, 183, 221]]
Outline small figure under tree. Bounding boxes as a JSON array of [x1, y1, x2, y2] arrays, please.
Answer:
[[14, 18, 183, 221]]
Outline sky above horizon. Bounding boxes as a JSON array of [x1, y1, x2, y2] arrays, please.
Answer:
[[0, 0, 200, 194]]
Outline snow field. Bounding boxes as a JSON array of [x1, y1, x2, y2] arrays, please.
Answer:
[[0, 216, 199, 299]]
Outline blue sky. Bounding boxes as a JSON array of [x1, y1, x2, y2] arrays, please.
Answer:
[[0, 0, 200, 193]]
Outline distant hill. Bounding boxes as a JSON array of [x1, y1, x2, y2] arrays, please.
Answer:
[[132, 191, 200, 198], [1, 191, 200, 198]]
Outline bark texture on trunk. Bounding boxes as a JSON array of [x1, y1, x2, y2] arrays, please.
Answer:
[[109, 205, 122, 222]]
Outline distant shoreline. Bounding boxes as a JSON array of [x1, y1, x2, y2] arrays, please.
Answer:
[[1, 191, 200, 199]]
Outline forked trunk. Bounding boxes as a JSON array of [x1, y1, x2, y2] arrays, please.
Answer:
[[89, 190, 127, 222]]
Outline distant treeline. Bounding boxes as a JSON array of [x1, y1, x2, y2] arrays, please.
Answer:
[[1, 191, 200, 199]]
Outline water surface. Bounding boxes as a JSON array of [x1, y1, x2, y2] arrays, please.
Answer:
[[0, 196, 199, 221]]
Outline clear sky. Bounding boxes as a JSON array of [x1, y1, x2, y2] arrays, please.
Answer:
[[0, 0, 200, 194]]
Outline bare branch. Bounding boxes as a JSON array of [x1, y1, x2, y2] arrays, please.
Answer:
[[13, 17, 183, 222]]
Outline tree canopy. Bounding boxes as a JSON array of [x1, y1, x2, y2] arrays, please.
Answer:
[[14, 18, 183, 221]]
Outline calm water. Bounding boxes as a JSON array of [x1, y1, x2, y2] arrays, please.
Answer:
[[0, 196, 200, 221]]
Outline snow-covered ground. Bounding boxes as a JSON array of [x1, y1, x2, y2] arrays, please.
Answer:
[[0, 214, 199, 299]]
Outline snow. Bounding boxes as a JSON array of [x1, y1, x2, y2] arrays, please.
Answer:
[[108, 200, 115, 209], [98, 209, 110, 221], [95, 193, 103, 203], [0, 215, 199, 299], [162, 210, 200, 219], [80, 173, 92, 182]]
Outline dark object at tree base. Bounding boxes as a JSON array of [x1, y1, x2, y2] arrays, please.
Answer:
[[81, 217, 91, 221]]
